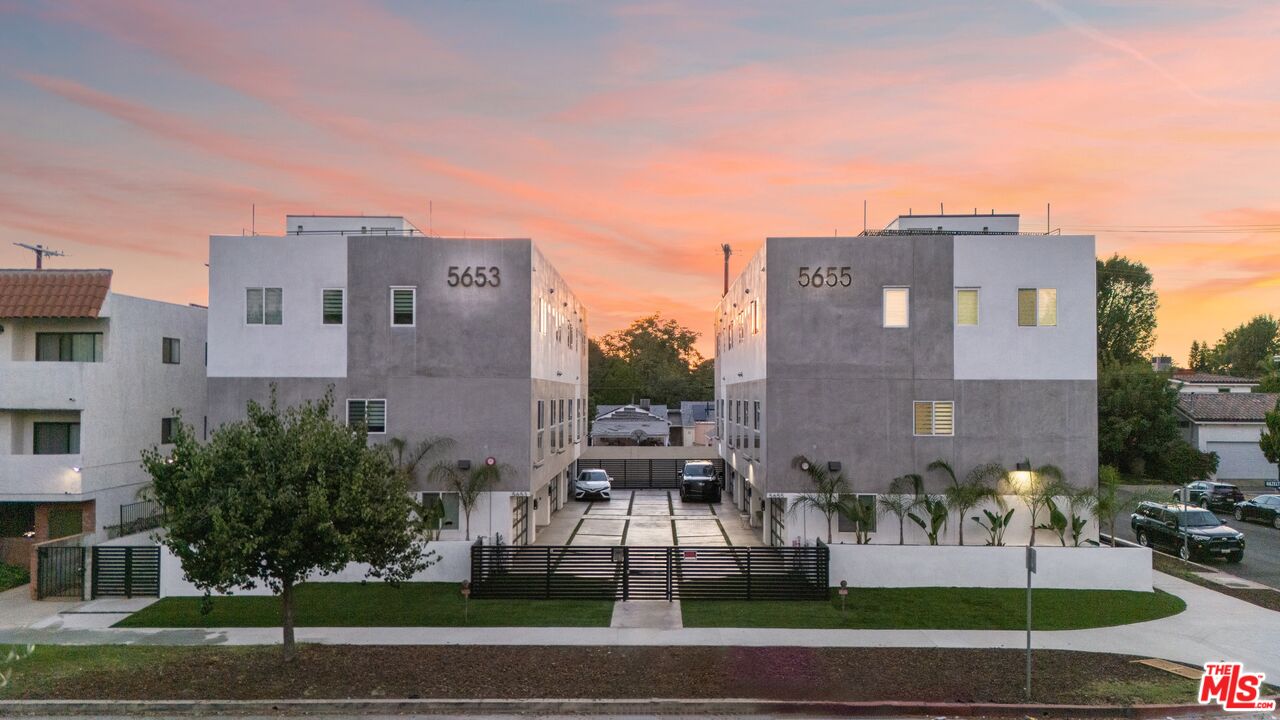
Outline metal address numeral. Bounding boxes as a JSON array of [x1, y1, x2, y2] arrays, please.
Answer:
[[448, 266, 502, 288], [797, 267, 852, 287]]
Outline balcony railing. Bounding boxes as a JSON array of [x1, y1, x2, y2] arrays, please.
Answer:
[[105, 499, 165, 539]]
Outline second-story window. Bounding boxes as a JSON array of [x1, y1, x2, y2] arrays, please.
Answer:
[[1018, 288, 1058, 327], [913, 401, 955, 436], [883, 287, 910, 328], [161, 417, 178, 444], [322, 289, 345, 325], [536, 400, 545, 462], [346, 399, 387, 434], [246, 287, 283, 325], [33, 422, 80, 454], [956, 288, 979, 326], [162, 337, 180, 364], [36, 332, 102, 362], [390, 287, 416, 327]]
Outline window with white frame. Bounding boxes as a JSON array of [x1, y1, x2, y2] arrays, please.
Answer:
[[558, 398, 566, 450], [913, 400, 954, 436], [955, 288, 979, 326], [390, 287, 416, 327], [246, 287, 283, 325], [347, 399, 387, 434], [1018, 288, 1057, 327], [883, 287, 910, 328], [837, 494, 878, 533], [417, 492, 460, 531], [536, 400, 545, 462], [322, 288, 345, 325]]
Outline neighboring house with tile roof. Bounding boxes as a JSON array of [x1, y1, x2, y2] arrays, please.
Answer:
[[590, 403, 670, 446], [1176, 392, 1280, 482], [1170, 372, 1259, 394], [0, 270, 206, 597]]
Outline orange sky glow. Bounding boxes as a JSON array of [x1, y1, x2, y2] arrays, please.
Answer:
[[1, 1, 1278, 362]]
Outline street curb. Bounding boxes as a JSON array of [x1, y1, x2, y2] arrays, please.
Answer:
[[0, 697, 1263, 718]]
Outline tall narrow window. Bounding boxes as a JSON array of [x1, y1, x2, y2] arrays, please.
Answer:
[[264, 288, 283, 325], [883, 287, 910, 328], [536, 400, 545, 462], [956, 288, 979, 326], [161, 417, 178, 444], [246, 287, 264, 324], [390, 287, 416, 327], [558, 398, 566, 450], [322, 288, 345, 325], [1017, 289, 1037, 326], [751, 300, 759, 334], [346, 399, 387, 434], [913, 401, 955, 436], [162, 337, 181, 364]]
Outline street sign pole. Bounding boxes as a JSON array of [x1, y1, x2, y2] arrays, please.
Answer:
[[1025, 546, 1036, 700]]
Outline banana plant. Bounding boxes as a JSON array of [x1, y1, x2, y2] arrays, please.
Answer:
[[972, 507, 1015, 546], [1035, 497, 1070, 546], [908, 494, 949, 545]]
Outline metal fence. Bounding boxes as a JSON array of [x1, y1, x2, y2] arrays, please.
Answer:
[[574, 458, 726, 489], [92, 546, 161, 598], [36, 545, 85, 600], [470, 541, 828, 601], [105, 499, 164, 540]]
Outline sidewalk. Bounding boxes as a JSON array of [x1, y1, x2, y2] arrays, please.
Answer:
[[1, 573, 1276, 680]]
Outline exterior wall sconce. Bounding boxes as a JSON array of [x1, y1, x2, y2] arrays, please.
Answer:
[[1011, 459, 1033, 488], [798, 460, 811, 472], [457, 459, 472, 470], [827, 461, 841, 472]]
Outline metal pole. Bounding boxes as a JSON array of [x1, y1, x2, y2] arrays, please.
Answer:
[[1026, 562, 1032, 699]]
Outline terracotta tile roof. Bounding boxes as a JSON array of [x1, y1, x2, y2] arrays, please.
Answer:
[[1176, 392, 1280, 423], [0, 269, 112, 318], [1171, 372, 1258, 385]]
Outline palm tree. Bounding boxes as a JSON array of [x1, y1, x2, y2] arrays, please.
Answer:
[[1089, 465, 1165, 546], [387, 436, 455, 540], [790, 455, 850, 544], [928, 460, 1003, 546], [1009, 461, 1065, 547], [878, 474, 921, 545], [426, 460, 507, 541]]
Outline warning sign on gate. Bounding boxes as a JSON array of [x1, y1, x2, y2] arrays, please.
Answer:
[[683, 550, 698, 559]]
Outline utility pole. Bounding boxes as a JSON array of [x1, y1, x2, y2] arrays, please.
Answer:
[[721, 244, 732, 296], [13, 243, 66, 269]]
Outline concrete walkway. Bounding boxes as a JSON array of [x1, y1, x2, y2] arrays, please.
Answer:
[[2, 573, 1276, 681]]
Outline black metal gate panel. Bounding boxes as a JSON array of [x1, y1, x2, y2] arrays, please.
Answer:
[[92, 546, 160, 598], [470, 542, 828, 601], [577, 458, 725, 490], [36, 546, 85, 600]]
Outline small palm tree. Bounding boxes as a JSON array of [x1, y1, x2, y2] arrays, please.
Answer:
[[1009, 461, 1065, 547], [790, 455, 849, 544], [878, 474, 922, 545], [1090, 465, 1164, 546], [929, 460, 1003, 546], [426, 460, 507, 541]]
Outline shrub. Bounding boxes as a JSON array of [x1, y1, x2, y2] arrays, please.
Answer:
[[0, 563, 30, 592], [1153, 440, 1219, 485]]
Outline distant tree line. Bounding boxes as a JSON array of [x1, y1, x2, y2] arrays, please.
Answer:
[[587, 314, 713, 418]]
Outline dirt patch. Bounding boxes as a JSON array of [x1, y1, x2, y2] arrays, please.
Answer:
[[4, 645, 1204, 705]]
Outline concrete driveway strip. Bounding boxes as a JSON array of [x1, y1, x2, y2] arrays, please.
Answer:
[[2, 573, 1275, 680]]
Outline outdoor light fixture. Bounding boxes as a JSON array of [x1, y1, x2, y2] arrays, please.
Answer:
[[485, 456, 497, 467], [457, 459, 472, 470], [827, 461, 841, 472], [1012, 460, 1033, 487], [799, 460, 811, 472], [71, 466, 81, 473]]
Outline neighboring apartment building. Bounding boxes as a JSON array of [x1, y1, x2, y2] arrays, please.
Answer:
[[714, 213, 1097, 545], [1176, 392, 1279, 482], [207, 216, 586, 544], [1170, 372, 1258, 394], [0, 270, 206, 569]]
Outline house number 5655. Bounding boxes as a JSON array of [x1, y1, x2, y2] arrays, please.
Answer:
[[798, 267, 851, 287], [448, 266, 501, 287]]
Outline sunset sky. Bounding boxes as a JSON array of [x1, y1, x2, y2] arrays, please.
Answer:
[[1, 0, 1278, 362]]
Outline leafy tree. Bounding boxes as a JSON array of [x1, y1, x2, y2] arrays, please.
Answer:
[[589, 315, 711, 414], [1259, 397, 1280, 487], [790, 455, 849, 544], [142, 389, 427, 660], [426, 460, 508, 541], [1256, 356, 1280, 393], [1151, 440, 1218, 486], [1096, 255, 1159, 367], [1188, 341, 1207, 372], [878, 474, 922, 545], [1201, 315, 1279, 377], [1098, 363, 1179, 476], [928, 459, 1002, 546], [1009, 462, 1065, 546]]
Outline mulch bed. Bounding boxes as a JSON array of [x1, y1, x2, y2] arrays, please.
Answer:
[[1153, 553, 1280, 612], [6, 646, 1195, 705]]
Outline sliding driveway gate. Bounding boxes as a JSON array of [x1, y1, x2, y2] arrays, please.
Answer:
[[92, 546, 161, 598], [573, 458, 726, 490], [470, 542, 828, 601]]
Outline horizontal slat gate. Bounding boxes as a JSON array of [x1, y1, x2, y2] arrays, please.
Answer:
[[92, 546, 160, 598], [470, 542, 827, 601], [576, 458, 725, 490]]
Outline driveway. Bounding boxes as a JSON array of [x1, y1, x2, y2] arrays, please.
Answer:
[[540, 490, 761, 547]]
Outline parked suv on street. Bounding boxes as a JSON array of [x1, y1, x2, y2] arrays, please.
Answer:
[[1171, 481, 1244, 511], [679, 461, 721, 502], [574, 468, 612, 501], [1131, 501, 1245, 562]]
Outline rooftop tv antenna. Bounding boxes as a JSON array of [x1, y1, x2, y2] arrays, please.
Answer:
[[13, 243, 66, 269]]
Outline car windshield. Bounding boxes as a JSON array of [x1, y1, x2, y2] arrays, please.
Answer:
[[580, 470, 607, 482], [1180, 510, 1220, 527], [684, 464, 714, 477]]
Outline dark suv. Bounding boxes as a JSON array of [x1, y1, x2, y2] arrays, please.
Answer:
[[679, 461, 721, 502], [1131, 501, 1245, 562], [1172, 481, 1245, 511]]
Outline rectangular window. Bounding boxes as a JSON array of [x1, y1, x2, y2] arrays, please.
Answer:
[[568, 400, 576, 444], [883, 287, 910, 328], [418, 492, 461, 531], [837, 494, 878, 533], [558, 398, 566, 450], [539, 299, 546, 335], [162, 337, 180, 364], [36, 333, 103, 362], [246, 287, 282, 325], [346, 399, 387, 434], [1017, 289, 1036, 326], [390, 287, 416, 327], [536, 400, 545, 462], [33, 422, 80, 454], [1018, 288, 1057, 327], [161, 417, 178, 444], [913, 400, 955, 437], [265, 287, 283, 325], [956, 288, 979, 326], [750, 300, 759, 334], [322, 288, 345, 325]]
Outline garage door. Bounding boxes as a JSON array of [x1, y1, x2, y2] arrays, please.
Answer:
[[1207, 441, 1277, 481]]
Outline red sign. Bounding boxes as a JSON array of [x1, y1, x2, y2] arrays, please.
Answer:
[[1198, 663, 1276, 712], [683, 551, 698, 560]]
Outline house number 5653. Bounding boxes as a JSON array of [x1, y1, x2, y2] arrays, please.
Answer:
[[447, 266, 501, 287], [798, 267, 851, 287]]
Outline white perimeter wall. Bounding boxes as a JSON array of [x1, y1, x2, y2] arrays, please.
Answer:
[[952, 234, 1096, 380], [828, 544, 1152, 591]]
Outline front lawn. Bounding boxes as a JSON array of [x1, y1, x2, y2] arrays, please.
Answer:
[[682, 587, 1185, 630], [115, 582, 613, 628], [0, 562, 29, 592]]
